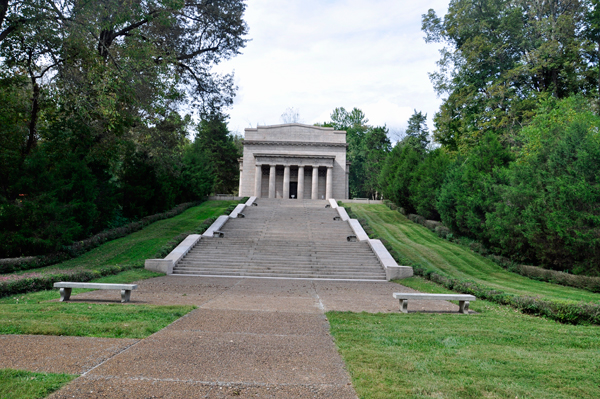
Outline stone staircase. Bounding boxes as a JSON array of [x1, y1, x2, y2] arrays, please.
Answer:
[[172, 199, 387, 280]]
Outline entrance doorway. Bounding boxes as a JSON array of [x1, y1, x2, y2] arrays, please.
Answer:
[[289, 182, 298, 199]]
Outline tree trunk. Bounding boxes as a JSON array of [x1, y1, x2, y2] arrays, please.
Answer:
[[0, 0, 9, 29], [24, 79, 39, 156]]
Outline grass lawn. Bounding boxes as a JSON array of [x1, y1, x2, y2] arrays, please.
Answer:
[[0, 268, 195, 338], [19, 200, 239, 275], [328, 277, 600, 399], [0, 369, 76, 399], [0, 302, 195, 338], [345, 203, 600, 304]]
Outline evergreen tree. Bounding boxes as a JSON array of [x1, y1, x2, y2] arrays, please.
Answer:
[[405, 110, 430, 151], [194, 114, 241, 194]]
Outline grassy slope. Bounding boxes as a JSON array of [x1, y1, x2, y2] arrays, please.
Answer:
[[346, 203, 600, 303], [0, 201, 237, 338], [21, 200, 238, 274], [0, 369, 76, 399], [328, 280, 600, 399]]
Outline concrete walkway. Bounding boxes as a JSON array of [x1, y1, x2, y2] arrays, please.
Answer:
[[2, 276, 460, 398]]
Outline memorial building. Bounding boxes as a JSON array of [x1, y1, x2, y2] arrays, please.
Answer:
[[238, 123, 349, 199]]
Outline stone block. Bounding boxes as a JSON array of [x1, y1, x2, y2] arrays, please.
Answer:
[[145, 259, 174, 274], [203, 215, 230, 237], [348, 219, 369, 241], [229, 204, 246, 219], [336, 207, 349, 221], [162, 234, 202, 271], [385, 266, 414, 280]]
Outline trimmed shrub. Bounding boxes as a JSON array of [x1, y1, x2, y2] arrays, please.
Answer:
[[408, 214, 426, 225], [0, 264, 142, 298]]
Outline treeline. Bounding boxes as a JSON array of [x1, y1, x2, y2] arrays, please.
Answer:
[[0, 1, 247, 258], [336, 0, 600, 275], [380, 97, 600, 276]]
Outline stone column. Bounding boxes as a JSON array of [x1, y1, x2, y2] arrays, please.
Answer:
[[326, 167, 333, 199], [254, 165, 262, 198], [283, 165, 290, 199], [269, 165, 276, 198], [297, 166, 305, 200], [239, 169, 243, 197], [311, 167, 319, 199], [346, 162, 350, 199]]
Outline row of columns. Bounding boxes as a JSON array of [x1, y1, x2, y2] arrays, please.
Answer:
[[254, 165, 333, 199]]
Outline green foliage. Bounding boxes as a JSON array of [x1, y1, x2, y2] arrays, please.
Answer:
[[436, 133, 513, 239], [0, 1, 247, 259], [193, 113, 240, 194], [486, 96, 600, 273], [0, 369, 76, 399], [408, 149, 451, 220], [324, 107, 391, 198], [423, 0, 593, 151], [405, 109, 430, 150]]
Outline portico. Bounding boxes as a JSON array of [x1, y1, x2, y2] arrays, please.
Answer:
[[254, 155, 334, 199], [239, 123, 349, 199]]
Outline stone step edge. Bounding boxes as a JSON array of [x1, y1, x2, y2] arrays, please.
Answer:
[[169, 273, 387, 282]]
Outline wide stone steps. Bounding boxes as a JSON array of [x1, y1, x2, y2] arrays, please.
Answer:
[[172, 199, 386, 280]]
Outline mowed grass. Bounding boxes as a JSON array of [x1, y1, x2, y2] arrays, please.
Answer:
[[0, 369, 76, 399], [0, 301, 195, 338], [0, 267, 195, 338], [346, 203, 600, 303], [21, 200, 239, 274], [328, 278, 600, 399]]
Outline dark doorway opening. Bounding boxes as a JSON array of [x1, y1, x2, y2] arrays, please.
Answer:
[[289, 182, 298, 199]]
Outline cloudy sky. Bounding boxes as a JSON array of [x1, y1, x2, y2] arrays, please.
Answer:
[[214, 0, 450, 138]]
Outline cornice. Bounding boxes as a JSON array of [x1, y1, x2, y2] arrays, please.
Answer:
[[243, 140, 347, 148]]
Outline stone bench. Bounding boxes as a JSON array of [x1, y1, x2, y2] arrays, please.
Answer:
[[393, 293, 476, 314], [54, 282, 138, 303]]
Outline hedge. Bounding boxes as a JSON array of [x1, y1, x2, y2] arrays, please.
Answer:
[[0, 264, 142, 298]]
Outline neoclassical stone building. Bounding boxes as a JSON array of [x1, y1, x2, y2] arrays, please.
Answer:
[[238, 123, 349, 199]]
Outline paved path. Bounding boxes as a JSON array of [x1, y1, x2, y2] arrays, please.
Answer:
[[2, 276, 460, 398]]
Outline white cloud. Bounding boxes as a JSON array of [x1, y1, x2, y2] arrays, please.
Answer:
[[214, 0, 449, 135]]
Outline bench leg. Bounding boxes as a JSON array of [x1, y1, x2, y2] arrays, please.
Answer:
[[459, 300, 470, 314], [121, 290, 131, 303], [399, 299, 408, 313], [59, 288, 72, 302]]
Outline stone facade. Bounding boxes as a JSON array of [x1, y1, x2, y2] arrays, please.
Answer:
[[239, 123, 349, 199]]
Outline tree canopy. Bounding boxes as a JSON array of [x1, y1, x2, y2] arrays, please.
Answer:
[[0, 0, 247, 258]]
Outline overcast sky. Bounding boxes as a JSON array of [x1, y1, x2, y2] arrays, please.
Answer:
[[214, 0, 450, 138]]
